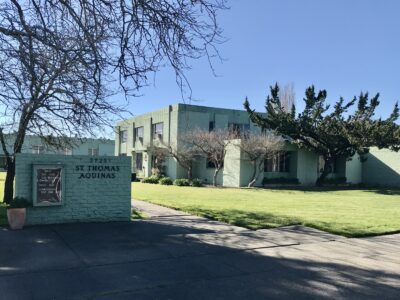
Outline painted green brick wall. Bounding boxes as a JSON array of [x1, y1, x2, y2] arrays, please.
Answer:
[[15, 153, 131, 225]]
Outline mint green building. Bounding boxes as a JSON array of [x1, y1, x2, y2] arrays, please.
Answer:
[[116, 104, 400, 187], [0, 134, 115, 170]]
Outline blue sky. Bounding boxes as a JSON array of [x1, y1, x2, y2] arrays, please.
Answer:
[[121, 0, 400, 120]]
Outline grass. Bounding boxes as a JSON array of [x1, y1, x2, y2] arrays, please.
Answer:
[[131, 209, 148, 219], [0, 172, 5, 225], [0, 172, 4, 202], [132, 182, 400, 237]]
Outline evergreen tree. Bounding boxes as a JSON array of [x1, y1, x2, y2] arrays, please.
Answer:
[[244, 84, 400, 186]]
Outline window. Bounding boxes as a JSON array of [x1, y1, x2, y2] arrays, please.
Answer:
[[135, 126, 144, 142], [136, 153, 143, 170], [152, 122, 164, 140], [209, 121, 215, 132], [32, 145, 45, 154], [265, 152, 290, 172], [228, 123, 250, 138], [318, 156, 338, 173], [120, 130, 127, 143], [64, 148, 72, 155], [88, 148, 99, 156], [206, 156, 224, 169]]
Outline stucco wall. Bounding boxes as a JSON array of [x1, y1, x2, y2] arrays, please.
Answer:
[[223, 140, 242, 187], [192, 157, 223, 185], [296, 149, 318, 185], [15, 153, 131, 225], [345, 155, 362, 184], [362, 148, 400, 187], [117, 104, 264, 181]]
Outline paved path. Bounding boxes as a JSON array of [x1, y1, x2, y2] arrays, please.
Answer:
[[0, 201, 398, 299]]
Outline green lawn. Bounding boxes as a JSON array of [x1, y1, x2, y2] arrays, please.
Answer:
[[0, 172, 4, 201], [132, 182, 400, 237], [0, 172, 5, 225]]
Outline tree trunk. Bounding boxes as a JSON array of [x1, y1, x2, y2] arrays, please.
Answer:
[[3, 159, 15, 204], [213, 168, 220, 187], [316, 158, 332, 186], [187, 166, 192, 181], [248, 161, 257, 187]]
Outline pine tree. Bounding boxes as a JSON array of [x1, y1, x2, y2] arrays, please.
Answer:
[[244, 84, 400, 186]]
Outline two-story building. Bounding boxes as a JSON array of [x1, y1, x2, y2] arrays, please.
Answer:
[[116, 104, 368, 186], [0, 135, 115, 170], [116, 103, 400, 187]]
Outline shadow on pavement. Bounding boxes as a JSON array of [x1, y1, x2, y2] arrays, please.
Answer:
[[0, 221, 399, 299]]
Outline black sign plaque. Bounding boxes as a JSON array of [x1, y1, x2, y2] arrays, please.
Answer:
[[33, 165, 64, 206]]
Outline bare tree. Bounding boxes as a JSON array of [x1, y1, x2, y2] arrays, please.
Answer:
[[0, 0, 227, 203], [236, 133, 284, 187], [167, 142, 198, 180], [278, 82, 296, 113], [146, 146, 169, 177], [186, 129, 231, 186]]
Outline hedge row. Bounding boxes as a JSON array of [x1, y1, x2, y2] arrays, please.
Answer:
[[141, 176, 203, 187]]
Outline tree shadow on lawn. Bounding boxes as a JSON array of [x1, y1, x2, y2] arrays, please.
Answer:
[[250, 185, 400, 195], [185, 207, 301, 230], [183, 207, 400, 238], [364, 189, 400, 196]]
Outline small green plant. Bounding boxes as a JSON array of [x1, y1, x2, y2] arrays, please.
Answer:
[[173, 178, 190, 186], [159, 177, 173, 185], [8, 197, 31, 209], [141, 175, 160, 184], [131, 209, 148, 219], [262, 177, 300, 185], [191, 178, 203, 187]]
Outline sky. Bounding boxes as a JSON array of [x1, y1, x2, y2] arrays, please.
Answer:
[[119, 0, 400, 121]]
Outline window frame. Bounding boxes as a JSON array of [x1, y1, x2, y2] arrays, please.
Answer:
[[152, 122, 164, 140], [119, 130, 128, 143], [32, 145, 45, 154], [209, 121, 215, 132], [134, 126, 144, 142], [228, 123, 250, 138], [136, 152, 143, 170], [206, 155, 224, 169], [264, 152, 291, 173], [88, 148, 99, 156]]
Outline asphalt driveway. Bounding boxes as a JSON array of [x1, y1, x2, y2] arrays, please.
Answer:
[[0, 200, 399, 299]]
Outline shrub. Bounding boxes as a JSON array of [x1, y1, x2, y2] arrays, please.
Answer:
[[8, 197, 31, 209], [173, 178, 190, 186], [159, 177, 173, 185], [191, 178, 203, 187], [141, 175, 160, 184], [324, 177, 347, 185], [262, 177, 300, 185]]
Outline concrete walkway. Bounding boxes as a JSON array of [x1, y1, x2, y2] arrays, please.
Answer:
[[0, 201, 398, 299]]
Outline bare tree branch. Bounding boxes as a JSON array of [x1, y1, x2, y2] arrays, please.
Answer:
[[0, 0, 227, 202]]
